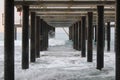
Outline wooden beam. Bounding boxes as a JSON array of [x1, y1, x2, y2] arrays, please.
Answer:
[[37, 12, 115, 16], [14, 1, 115, 7], [30, 8, 115, 12]]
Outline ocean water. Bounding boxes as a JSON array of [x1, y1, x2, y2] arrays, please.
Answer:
[[0, 28, 115, 49], [0, 32, 69, 41]]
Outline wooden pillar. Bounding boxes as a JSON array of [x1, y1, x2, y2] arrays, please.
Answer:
[[46, 24, 49, 49], [87, 12, 93, 62], [42, 21, 46, 50], [30, 12, 36, 62], [35, 16, 40, 58], [39, 19, 42, 51], [97, 5, 104, 70], [44, 22, 48, 50], [78, 21, 81, 51], [81, 16, 86, 57], [40, 19, 43, 51], [69, 26, 72, 40], [71, 25, 74, 41], [74, 23, 78, 50], [22, 5, 29, 69], [4, 0, 14, 80], [76, 22, 79, 50], [73, 24, 76, 49], [116, 0, 120, 79], [107, 22, 111, 51], [94, 25, 97, 43]]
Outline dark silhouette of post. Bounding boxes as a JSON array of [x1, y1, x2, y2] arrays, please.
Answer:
[[39, 19, 42, 51], [72, 25, 74, 41], [76, 22, 79, 50], [22, 5, 29, 69], [74, 23, 77, 49], [30, 12, 36, 62], [96, 6, 104, 70], [42, 21, 46, 50], [73, 24, 76, 49], [46, 24, 49, 49], [116, 0, 120, 79], [40, 19, 43, 51], [44, 22, 48, 50], [81, 16, 86, 57], [94, 25, 97, 43], [107, 22, 111, 51], [35, 16, 40, 58], [4, 0, 14, 80], [87, 12, 93, 62], [78, 21, 81, 51], [69, 26, 72, 40]]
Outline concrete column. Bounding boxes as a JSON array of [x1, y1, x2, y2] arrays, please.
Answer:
[[78, 21, 81, 51], [30, 12, 36, 62], [115, 0, 120, 79], [4, 0, 14, 80], [81, 16, 86, 57], [22, 5, 29, 69], [96, 5, 104, 70], [107, 22, 111, 51], [87, 12, 93, 62], [35, 16, 40, 58]]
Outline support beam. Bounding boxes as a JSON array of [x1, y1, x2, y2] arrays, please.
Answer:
[[107, 22, 111, 51], [22, 5, 29, 69], [44, 22, 48, 50], [87, 12, 93, 62], [42, 21, 46, 50], [69, 26, 72, 40], [46, 24, 49, 49], [78, 21, 81, 51], [40, 19, 44, 51], [35, 16, 40, 58], [37, 12, 115, 15], [81, 16, 86, 57], [73, 24, 76, 49], [76, 22, 79, 50], [30, 12, 36, 62], [14, 1, 115, 7], [4, 0, 14, 80], [115, 0, 120, 79], [96, 6, 104, 70], [30, 8, 115, 12], [94, 25, 97, 43]]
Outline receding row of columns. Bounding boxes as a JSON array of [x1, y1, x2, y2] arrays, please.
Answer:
[[69, 5, 112, 71], [4, 2, 55, 80]]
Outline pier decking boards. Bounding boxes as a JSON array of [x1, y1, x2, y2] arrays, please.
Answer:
[[4, 0, 119, 80]]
